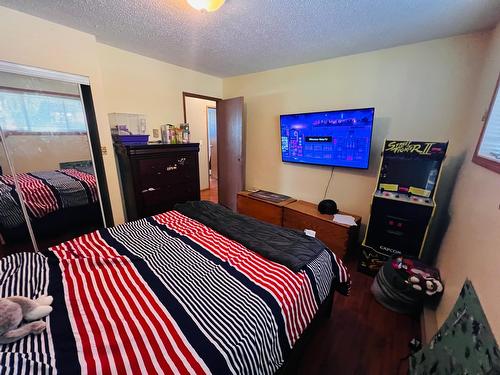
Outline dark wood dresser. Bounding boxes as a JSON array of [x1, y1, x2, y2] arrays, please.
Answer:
[[114, 143, 200, 221]]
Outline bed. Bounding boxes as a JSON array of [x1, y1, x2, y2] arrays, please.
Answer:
[[0, 168, 100, 244], [0, 201, 350, 374]]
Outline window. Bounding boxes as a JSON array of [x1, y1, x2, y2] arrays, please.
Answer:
[[473, 73, 500, 173], [0, 89, 87, 133]]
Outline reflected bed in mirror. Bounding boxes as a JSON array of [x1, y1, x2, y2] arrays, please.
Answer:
[[0, 166, 103, 255]]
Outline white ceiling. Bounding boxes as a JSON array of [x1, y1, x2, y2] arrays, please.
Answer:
[[1, 0, 499, 77]]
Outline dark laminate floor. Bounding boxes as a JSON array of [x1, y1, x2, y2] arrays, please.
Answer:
[[298, 256, 421, 375]]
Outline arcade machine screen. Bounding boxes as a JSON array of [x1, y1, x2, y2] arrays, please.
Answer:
[[379, 158, 441, 198], [280, 108, 375, 169]]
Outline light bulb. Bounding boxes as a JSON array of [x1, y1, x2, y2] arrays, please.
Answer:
[[187, 0, 225, 12]]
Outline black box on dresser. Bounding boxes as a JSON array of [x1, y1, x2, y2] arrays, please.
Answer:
[[114, 143, 200, 221]]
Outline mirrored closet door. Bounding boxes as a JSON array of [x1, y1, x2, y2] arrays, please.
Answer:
[[0, 68, 106, 256]]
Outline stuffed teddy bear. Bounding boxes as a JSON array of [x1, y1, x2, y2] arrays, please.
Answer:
[[0, 295, 53, 344]]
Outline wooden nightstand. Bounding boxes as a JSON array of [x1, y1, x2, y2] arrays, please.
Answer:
[[236, 191, 296, 226], [283, 200, 361, 258]]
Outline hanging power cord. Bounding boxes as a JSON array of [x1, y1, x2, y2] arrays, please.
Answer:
[[323, 167, 335, 199]]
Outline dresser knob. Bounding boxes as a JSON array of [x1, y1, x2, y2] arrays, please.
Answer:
[[141, 187, 159, 193]]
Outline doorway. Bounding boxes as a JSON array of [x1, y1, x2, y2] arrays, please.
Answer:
[[207, 106, 217, 189], [184, 94, 218, 202], [183, 92, 244, 210]]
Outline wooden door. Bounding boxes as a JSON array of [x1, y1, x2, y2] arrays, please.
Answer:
[[217, 97, 244, 210]]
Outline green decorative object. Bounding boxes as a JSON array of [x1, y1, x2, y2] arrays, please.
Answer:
[[410, 280, 500, 374]]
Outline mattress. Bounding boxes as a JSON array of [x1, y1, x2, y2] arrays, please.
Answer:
[[0, 210, 350, 374]]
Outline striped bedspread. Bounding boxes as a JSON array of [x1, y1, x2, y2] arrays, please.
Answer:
[[0, 210, 350, 374], [0, 169, 97, 228]]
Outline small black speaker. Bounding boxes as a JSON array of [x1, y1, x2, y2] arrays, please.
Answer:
[[318, 199, 338, 215]]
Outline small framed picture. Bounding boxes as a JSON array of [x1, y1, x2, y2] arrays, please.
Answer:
[[473, 73, 500, 173]]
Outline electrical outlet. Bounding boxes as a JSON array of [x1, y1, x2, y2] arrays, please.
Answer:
[[101, 146, 108, 155], [152, 128, 159, 138]]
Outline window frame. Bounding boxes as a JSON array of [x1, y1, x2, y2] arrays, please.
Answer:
[[0, 85, 86, 134], [472, 73, 500, 174]]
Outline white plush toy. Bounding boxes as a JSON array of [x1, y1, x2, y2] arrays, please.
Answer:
[[0, 295, 53, 344]]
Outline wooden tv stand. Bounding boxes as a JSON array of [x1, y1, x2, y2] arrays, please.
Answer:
[[237, 191, 361, 258], [236, 191, 296, 226]]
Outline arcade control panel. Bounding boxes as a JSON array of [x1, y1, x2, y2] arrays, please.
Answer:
[[374, 190, 434, 207]]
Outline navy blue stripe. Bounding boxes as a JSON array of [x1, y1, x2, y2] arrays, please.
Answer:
[[145, 216, 290, 353], [44, 250, 81, 375], [304, 267, 321, 306], [0, 178, 24, 214], [58, 169, 93, 203], [98, 228, 232, 374]]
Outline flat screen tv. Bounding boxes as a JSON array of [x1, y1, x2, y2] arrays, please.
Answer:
[[280, 107, 375, 169]]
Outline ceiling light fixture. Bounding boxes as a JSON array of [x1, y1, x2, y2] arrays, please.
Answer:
[[187, 0, 225, 12]]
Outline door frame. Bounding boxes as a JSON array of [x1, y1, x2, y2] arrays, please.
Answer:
[[81, 85, 114, 226], [206, 106, 217, 188], [182, 92, 221, 123], [183, 92, 221, 191]]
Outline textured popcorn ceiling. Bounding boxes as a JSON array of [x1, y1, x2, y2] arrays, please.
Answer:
[[1, 0, 499, 77]]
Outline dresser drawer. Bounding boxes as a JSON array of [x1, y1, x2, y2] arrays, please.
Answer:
[[138, 172, 196, 193], [139, 183, 200, 216], [137, 154, 197, 183], [237, 194, 284, 226], [283, 207, 357, 258]]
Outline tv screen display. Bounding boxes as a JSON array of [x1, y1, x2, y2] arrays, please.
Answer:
[[280, 107, 375, 169]]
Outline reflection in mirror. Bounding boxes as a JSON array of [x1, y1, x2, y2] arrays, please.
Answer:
[[0, 71, 104, 254], [0, 128, 37, 256]]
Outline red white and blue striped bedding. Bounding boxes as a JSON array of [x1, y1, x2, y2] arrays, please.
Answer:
[[0, 169, 97, 229], [0, 210, 350, 374]]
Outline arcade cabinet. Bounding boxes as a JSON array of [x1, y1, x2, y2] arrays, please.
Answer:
[[359, 140, 448, 275]]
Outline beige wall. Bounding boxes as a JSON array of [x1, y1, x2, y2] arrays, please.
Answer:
[[97, 44, 222, 140], [434, 23, 500, 338], [0, 6, 222, 224], [0, 134, 91, 174], [223, 33, 489, 243], [185, 97, 217, 190]]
